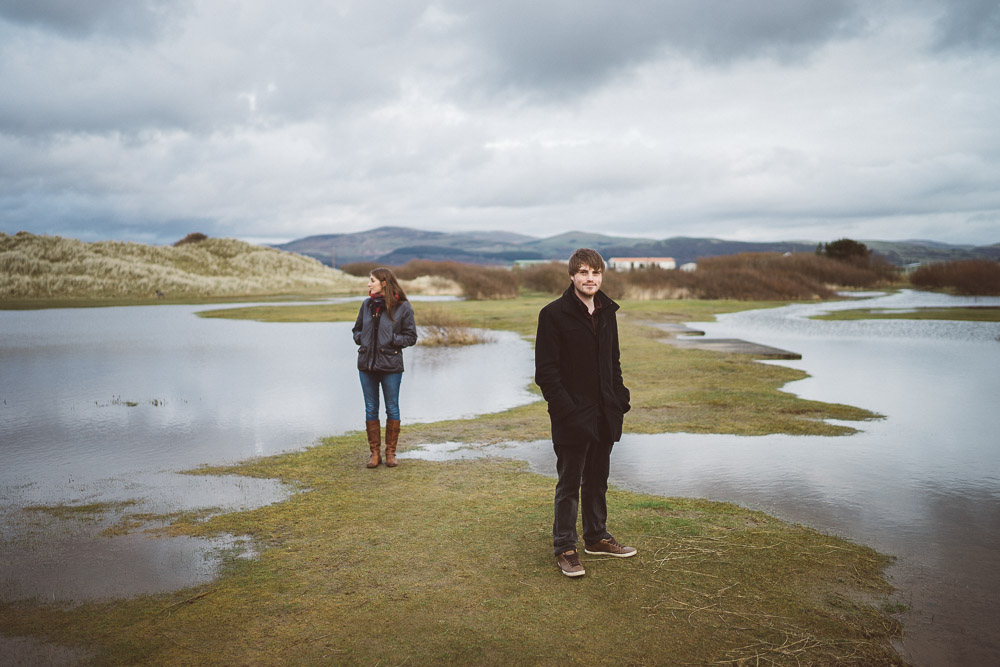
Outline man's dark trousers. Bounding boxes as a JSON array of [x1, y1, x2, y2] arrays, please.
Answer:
[[552, 439, 614, 555]]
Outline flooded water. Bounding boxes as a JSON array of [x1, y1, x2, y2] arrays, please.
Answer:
[[406, 290, 1000, 666], [0, 300, 535, 602]]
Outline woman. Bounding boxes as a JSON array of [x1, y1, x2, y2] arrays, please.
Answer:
[[352, 267, 418, 468]]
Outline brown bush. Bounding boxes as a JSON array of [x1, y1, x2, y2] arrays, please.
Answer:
[[695, 266, 833, 300], [339, 261, 380, 277], [456, 265, 520, 300], [173, 232, 208, 247], [910, 259, 1000, 296], [697, 253, 891, 295], [396, 260, 516, 299], [341, 259, 518, 299], [600, 253, 894, 301], [518, 261, 569, 294]]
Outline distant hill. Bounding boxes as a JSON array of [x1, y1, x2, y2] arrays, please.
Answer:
[[864, 240, 1000, 266], [518, 232, 649, 258], [376, 245, 545, 266], [1, 232, 363, 300], [275, 226, 998, 268], [274, 226, 535, 267], [601, 237, 819, 267]]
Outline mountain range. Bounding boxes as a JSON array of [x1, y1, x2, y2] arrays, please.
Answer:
[[272, 227, 1000, 268]]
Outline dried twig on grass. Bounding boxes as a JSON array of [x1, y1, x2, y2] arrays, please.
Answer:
[[158, 589, 216, 615]]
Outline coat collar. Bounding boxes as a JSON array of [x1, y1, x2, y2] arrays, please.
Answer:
[[558, 284, 619, 319]]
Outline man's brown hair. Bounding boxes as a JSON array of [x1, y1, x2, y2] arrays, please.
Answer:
[[568, 248, 605, 275]]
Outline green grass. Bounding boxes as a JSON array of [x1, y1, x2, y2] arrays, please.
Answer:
[[0, 296, 903, 664], [812, 306, 1000, 322]]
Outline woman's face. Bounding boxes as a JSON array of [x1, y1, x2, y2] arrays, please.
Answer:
[[368, 274, 385, 296]]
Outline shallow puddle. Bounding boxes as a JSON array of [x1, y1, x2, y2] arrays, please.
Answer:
[[0, 300, 535, 603]]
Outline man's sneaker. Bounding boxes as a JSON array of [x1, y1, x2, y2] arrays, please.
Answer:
[[556, 549, 586, 577], [584, 537, 637, 558]]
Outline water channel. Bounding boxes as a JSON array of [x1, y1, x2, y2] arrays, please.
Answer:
[[406, 290, 1000, 666]]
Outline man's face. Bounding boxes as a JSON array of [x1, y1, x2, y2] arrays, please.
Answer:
[[571, 264, 602, 298]]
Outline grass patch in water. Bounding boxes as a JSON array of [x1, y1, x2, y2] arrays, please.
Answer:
[[198, 295, 879, 436], [21, 500, 140, 522], [417, 307, 492, 347]]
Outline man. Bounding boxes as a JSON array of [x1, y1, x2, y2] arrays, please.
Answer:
[[535, 248, 636, 577]]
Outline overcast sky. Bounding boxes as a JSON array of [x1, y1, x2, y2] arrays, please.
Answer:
[[1, 0, 998, 247]]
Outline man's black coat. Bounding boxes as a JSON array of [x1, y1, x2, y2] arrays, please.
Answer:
[[534, 285, 631, 445]]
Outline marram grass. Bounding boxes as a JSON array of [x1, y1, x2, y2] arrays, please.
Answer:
[[0, 231, 364, 300]]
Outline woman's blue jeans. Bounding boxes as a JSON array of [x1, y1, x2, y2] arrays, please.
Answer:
[[359, 370, 402, 421]]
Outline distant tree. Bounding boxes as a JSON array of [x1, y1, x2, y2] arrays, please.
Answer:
[[174, 232, 209, 247], [817, 238, 871, 263]]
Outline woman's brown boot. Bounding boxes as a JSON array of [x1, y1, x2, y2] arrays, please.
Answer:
[[384, 420, 400, 467], [365, 420, 381, 468]]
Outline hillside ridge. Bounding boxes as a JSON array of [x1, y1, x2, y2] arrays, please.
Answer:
[[273, 227, 1000, 267]]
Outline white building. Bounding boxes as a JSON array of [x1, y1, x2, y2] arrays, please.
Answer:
[[607, 256, 676, 271]]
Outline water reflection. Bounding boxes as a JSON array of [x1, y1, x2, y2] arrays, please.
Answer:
[[0, 302, 535, 602], [405, 290, 1000, 665]]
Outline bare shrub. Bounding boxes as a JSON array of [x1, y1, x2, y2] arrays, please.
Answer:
[[173, 232, 208, 246], [339, 261, 380, 277], [416, 307, 492, 346], [910, 260, 1000, 296], [396, 260, 518, 300], [456, 265, 519, 299], [603, 255, 842, 301], [519, 261, 568, 294], [696, 265, 832, 300], [695, 253, 891, 298]]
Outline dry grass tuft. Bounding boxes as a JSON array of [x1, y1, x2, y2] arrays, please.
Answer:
[[399, 275, 462, 296], [416, 307, 492, 346]]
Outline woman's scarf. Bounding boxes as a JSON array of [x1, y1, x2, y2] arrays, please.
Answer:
[[368, 294, 386, 317]]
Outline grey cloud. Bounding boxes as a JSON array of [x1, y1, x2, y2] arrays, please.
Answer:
[[443, 0, 865, 95], [931, 0, 1000, 52], [0, 2, 429, 137], [0, 0, 182, 40]]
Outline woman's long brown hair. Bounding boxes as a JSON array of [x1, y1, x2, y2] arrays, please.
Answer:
[[370, 267, 408, 320]]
